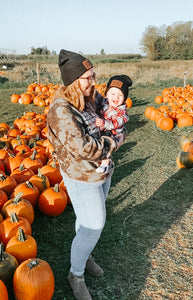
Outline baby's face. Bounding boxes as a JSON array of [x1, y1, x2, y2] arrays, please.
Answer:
[[106, 87, 124, 107]]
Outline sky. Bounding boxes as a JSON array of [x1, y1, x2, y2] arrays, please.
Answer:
[[1, 0, 193, 55]]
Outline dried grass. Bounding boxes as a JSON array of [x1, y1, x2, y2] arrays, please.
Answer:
[[3, 59, 193, 86]]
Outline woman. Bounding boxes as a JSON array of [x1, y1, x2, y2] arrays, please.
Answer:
[[47, 49, 125, 300]]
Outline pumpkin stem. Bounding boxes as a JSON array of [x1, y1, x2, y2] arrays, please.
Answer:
[[31, 149, 37, 160], [54, 183, 59, 193], [18, 227, 26, 242], [8, 152, 15, 158], [14, 192, 24, 203], [28, 259, 39, 269], [52, 158, 57, 169], [37, 168, 43, 177], [11, 212, 19, 223], [26, 181, 34, 189], [19, 163, 25, 171], [0, 174, 6, 181], [0, 243, 3, 261]]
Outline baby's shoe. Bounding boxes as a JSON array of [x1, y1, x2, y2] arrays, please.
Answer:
[[96, 165, 109, 173]]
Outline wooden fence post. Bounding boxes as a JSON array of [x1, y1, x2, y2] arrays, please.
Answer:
[[184, 71, 187, 87], [36, 62, 40, 84]]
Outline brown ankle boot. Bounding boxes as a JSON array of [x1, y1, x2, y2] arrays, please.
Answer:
[[67, 271, 92, 300], [85, 255, 104, 277]]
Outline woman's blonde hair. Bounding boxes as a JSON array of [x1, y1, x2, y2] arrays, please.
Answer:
[[53, 80, 95, 111]]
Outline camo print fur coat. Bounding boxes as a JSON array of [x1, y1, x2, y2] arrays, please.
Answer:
[[47, 91, 118, 183]]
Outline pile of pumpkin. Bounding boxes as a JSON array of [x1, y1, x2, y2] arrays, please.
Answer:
[[10, 83, 60, 107], [145, 84, 193, 130], [11, 82, 133, 110], [0, 111, 70, 299]]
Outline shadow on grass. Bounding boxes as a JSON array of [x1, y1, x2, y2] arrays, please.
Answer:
[[131, 96, 149, 107], [93, 167, 193, 299], [125, 113, 147, 134]]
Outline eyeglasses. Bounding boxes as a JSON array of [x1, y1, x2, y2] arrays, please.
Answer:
[[79, 73, 96, 84]]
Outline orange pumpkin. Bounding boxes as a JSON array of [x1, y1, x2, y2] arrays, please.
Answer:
[[1, 192, 34, 225], [155, 96, 163, 104], [11, 163, 35, 184], [12, 181, 40, 207], [20, 93, 33, 105], [177, 115, 193, 128], [38, 183, 67, 216], [11, 94, 20, 104], [0, 173, 17, 197], [13, 258, 55, 300], [5, 227, 37, 264], [40, 159, 62, 186], [0, 213, 31, 246], [125, 97, 133, 108], [29, 168, 50, 193], [22, 149, 43, 173]]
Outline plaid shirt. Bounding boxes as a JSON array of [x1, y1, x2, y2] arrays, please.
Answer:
[[95, 95, 129, 135]]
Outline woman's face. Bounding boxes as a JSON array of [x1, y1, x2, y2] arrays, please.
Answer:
[[79, 68, 96, 97]]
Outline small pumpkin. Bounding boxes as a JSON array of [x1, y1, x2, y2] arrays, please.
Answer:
[[0, 173, 17, 196], [13, 258, 55, 300], [22, 149, 43, 173], [11, 94, 20, 104], [0, 213, 31, 246], [29, 168, 50, 193], [11, 163, 35, 184], [4, 152, 24, 174], [158, 115, 174, 131], [125, 97, 132, 108], [5, 227, 37, 264], [1, 192, 34, 225], [40, 159, 62, 186], [177, 115, 193, 128], [38, 183, 67, 216], [12, 181, 40, 207], [155, 95, 163, 104]]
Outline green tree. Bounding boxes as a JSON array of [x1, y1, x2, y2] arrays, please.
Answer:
[[30, 46, 51, 55], [100, 49, 105, 55], [140, 26, 159, 60], [140, 21, 193, 60]]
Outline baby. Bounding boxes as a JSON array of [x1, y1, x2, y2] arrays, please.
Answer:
[[95, 74, 132, 173]]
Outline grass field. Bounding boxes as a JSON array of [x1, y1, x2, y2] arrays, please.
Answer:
[[1, 72, 193, 299]]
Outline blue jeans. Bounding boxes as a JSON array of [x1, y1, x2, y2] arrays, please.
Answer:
[[61, 172, 111, 276]]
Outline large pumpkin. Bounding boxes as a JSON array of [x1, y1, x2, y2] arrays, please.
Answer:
[[13, 258, 55, 300]]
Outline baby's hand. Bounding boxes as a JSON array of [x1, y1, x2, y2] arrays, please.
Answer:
[[95, 118, 104, 128]]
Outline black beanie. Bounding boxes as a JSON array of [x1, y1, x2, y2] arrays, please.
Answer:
[[58, 49, 93, 86], [105, 75, 132, 101]]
